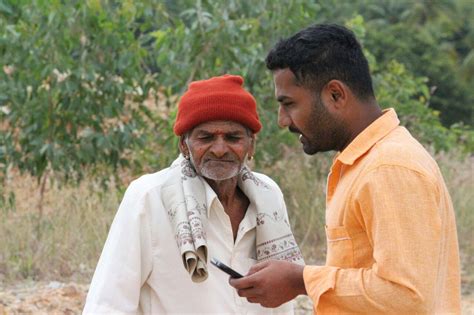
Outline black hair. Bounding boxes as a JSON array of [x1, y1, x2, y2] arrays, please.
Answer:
[[265, 24, 375, 101]]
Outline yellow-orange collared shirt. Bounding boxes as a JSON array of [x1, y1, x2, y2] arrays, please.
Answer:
[[303, 108, 461, 314]]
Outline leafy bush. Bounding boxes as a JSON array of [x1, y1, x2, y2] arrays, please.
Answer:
[[0, 1, 471, 189], [0, 1, 163, 187], [345, 15, 472, 153]]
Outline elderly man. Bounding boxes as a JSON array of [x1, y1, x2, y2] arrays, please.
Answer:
[[83, 74, 304, 314], [230, 24, 461, 314]]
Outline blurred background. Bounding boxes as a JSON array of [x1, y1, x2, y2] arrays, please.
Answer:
[[0, 0, 473, 313]]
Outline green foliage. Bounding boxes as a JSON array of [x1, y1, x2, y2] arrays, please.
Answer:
[[348, 14, 473, 152], [150, 0, 323, 166], [312, 0, 473, 127], [0, 1, 163, 183], [0, 0, 472, 188], [351, 22, 454, 151]]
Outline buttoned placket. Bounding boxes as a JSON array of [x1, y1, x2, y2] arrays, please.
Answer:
[[327, 160, 344, 204], [209, 196, 257, 309]]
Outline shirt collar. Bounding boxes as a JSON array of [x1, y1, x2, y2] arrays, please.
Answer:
[[200, 176, 257, 229], [237, 202, 257, 238], [336, 108, 400, 165], [201, 178, 217, 218]]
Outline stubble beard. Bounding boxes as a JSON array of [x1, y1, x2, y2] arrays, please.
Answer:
[[189, 153, 247, 181], [303, 96, 348, 155]]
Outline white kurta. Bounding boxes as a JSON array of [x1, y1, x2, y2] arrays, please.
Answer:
[[83, 166, 295, 314]]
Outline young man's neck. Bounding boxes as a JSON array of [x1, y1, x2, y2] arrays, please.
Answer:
[[342, 100, 382, 151]]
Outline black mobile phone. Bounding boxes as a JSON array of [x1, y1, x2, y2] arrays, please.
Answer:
[[210, 258, 244, 279]]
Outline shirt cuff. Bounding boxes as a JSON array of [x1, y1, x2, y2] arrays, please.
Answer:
[[303, 265, 338, 308]]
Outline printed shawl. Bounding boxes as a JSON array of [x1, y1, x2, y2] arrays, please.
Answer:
[[162, 155, 304, 282]]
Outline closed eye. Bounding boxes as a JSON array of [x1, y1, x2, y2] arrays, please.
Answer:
[[197, 135, 213, 141], [225, 135, 242, 142]]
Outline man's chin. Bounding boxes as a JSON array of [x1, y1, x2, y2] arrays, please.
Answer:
[[200, 167, 241, 181], [302, 143, 319, 155]]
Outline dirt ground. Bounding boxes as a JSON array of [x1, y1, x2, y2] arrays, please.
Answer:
[[0, 282, 86, 315], [0, 281, 473, 314], [0, 281, 313, 314]]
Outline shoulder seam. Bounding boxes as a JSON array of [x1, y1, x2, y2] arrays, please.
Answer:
[[365, 163, 436, 184]]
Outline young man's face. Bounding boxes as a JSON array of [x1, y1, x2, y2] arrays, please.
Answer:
[[273, 68, 346, 154], [180, 121, 255, 181]]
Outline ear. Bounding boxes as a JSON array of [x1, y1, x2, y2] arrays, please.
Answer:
[[178, 135, 189, 157], [248, 133, 256, 158], [321, 80, 348, 111]]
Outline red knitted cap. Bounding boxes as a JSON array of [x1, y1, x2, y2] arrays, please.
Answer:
[[173, 74, 262, 135]]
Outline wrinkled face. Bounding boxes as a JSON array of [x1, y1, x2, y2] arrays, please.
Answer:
[[180, 121, 255, 181], [273, 68, 347, 155]]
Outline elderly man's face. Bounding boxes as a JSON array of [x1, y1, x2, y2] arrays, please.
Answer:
[[180, 121, 255, 181]]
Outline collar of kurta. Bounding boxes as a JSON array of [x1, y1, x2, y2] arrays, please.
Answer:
[[336, 108, 400, 166], [161, 155, 304, 283]]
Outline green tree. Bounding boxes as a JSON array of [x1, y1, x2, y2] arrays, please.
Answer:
[[315, 0, 473, 126], [1, 0, 471, 204], [0, 1, 163, 212]]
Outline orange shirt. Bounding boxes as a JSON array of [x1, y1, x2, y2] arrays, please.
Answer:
[[303, 109, 461, 314]]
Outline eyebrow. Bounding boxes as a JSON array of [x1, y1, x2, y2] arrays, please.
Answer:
[[195, 129, 245, 135]]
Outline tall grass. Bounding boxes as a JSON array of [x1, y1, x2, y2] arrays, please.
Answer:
[[0, 151, 472, 295], [261, 151, 334, 265], [0, 173, 119, 283], [435, 152, 474, 294]]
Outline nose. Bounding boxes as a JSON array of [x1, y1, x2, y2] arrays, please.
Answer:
[[278, 105, 291, 128], [209, 137, 228, 158]]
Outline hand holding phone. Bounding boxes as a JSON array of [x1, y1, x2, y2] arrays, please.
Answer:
[[210, 258, 243, 279]]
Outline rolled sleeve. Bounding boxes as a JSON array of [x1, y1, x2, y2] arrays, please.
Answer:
[[303, 265, 337, 307]]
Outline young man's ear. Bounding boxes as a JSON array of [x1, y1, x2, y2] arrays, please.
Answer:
[[322, 80, 347, 111]]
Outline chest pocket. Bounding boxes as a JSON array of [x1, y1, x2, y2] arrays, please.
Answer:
[[325, 225, 354, 268]]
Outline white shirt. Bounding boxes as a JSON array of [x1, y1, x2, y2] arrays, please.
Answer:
[[83, 166, 294, 314]]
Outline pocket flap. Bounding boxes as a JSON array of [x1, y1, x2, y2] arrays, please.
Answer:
[[325, 225, 351, 242]]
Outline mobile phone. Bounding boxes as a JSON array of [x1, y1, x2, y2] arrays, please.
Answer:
[[210, 258, 243, 279]]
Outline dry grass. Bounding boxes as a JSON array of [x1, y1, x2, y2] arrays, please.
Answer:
[[0, 150, 472, 298], [435, 152, 474, 295], [260, 150, 334, 265], [0, 171, 119, 284]]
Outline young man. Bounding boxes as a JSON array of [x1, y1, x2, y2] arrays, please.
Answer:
[[230, 24, 461, 314], [83, 75, 304, 314]]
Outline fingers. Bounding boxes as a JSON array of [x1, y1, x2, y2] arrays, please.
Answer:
[[242, 294, 283, 309], [235, 287, 267, 306], [229, 261, 270, 289], [228, 260, 293, 309], [246, 260, 270, 276], [236, 287, 261, 299], [247, 297, 260, 304], [229, 273, 255, 289]]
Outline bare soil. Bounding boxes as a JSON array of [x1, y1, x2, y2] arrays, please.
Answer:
[[0, 282, 87, 315], [0, 281, 473, 314]]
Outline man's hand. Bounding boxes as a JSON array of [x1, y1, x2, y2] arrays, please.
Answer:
[[229, 260, 306, 308]]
